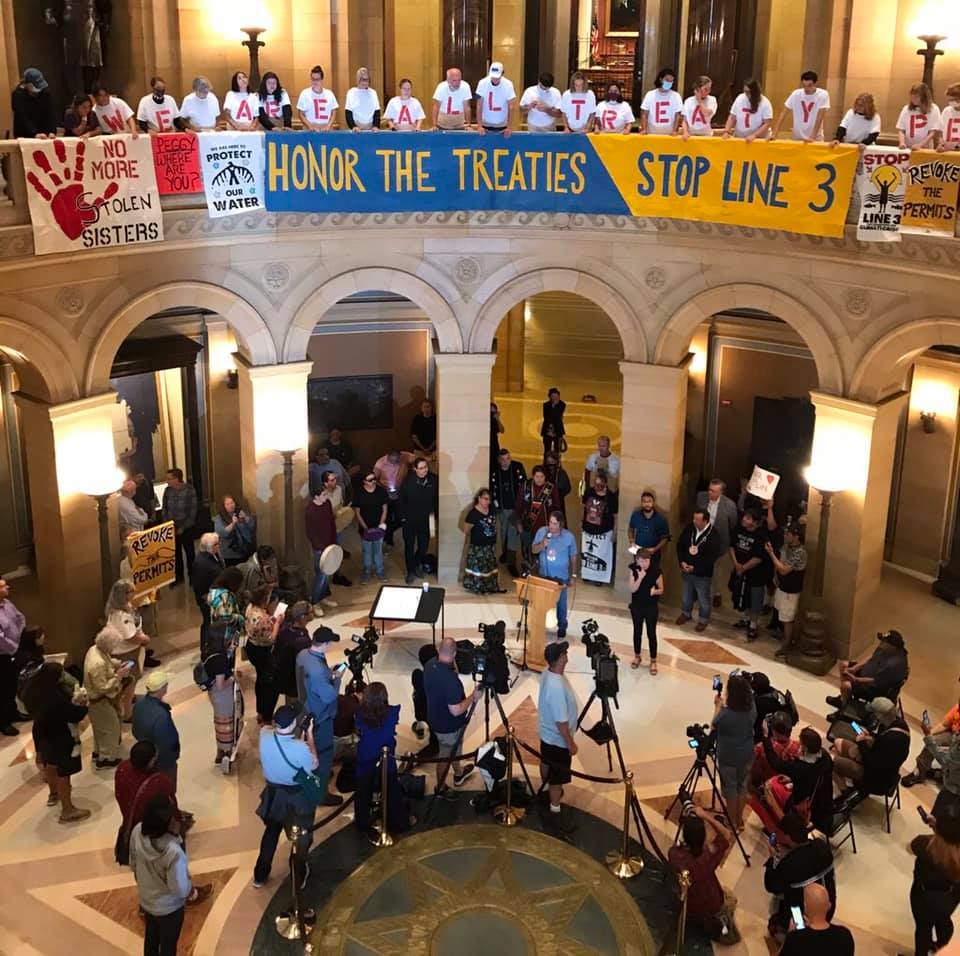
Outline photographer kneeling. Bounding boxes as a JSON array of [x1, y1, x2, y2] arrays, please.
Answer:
[[668, 804, 740, 945], [424, 637, 477, 800], [354, 682, 416, 835]]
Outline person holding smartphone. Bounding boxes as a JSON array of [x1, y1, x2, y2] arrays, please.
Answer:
[[904, 685, 960, 790], [778, 883, 854, 955], [84, 625, 135, 769], [712, 673, 757, 831]]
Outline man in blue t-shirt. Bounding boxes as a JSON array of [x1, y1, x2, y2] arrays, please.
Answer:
[[628, 490, 670, 558], [532, 511, 578, 638], [424, 637, 477, 799], [538, 640, 579, 832]]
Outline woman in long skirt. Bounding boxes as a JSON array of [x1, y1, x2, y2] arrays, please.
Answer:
[[463, 489, 506, 594], [204, 651, 237, 771]]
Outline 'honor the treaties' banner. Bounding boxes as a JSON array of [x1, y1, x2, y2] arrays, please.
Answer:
[[198, 131, 266, 218], [856, 146, 911, 242], [20, 135, 162, 255], [901, 151, 960, 237]]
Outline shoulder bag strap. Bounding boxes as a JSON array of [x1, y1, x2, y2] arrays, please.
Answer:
[[273, 732, 302, 771], [126, 774, 160, 839]]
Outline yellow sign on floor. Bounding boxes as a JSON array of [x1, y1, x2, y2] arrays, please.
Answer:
[[127, 520, 177, 599]]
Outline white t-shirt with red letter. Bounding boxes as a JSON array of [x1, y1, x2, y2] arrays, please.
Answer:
[[180, 92, 221, 130], [93, 96, 134, 134], [681, 95, 717, 135], [729, 93, 773, 138], [297, 87, 340, 128], [432, 81, 473, 127], [594, 100, 635, 133], [520, 84, 562, 130], [560, 89, 596, 131], [223, 91, 259, 125], [344, 87, 381, 127], [941, 104, 960, 148], [897, 104, 942, 147], [384, 96, 425, 128], [784, 87, 831, 140], [260, 90, 291, 122], [475, 76, 516, 128], [640, 88, 683, 133], [136, 93, 180, 133]]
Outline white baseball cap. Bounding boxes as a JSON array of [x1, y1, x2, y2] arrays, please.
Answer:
[[489, 62, 504, 78]]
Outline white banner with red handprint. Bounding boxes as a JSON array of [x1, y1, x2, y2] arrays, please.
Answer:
[[21, 135, 162, 256], [856, 146, 911, 243], [198, 132, 265, 219]]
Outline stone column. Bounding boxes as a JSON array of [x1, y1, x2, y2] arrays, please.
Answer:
[[492, 0, 524, 89], [616, 362, 688, 601], [205, 321, 242, 504], [435, 353, 496, 584], [235, 359, 312, 572], [442, 0, 493, 85], [805, 390, 907, 660], [16, 392, 118, 661]]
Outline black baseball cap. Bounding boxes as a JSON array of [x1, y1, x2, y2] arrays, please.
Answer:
[[878, 629, 904, 650], [312, 626, 341, 645], [273, 704, 300, 729], [545, 641, 569, 665]]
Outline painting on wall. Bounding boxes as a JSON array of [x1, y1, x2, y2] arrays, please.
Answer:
[[608, 0, 643, 35], [307, 374, 394, 434]]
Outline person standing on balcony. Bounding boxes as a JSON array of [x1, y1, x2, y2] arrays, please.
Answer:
[[939, 84, 960, 151], [771, 71, 831, 142], [92, 84, 137, 134], [136, 76, 184, 133], [476, 62, 516, 136], [297, 65, 339, 131], [257, 72, 293, 130], [832, 92, 881, 146], [432, 68, 472, 130], [640, 67, 683, 135], [594, 84, 635, 134], [223, 72, 259, 131], [723, 79, 773, 142], [681, 76, 716, 138], [385, 78, 426, 131], [897, 82, 940, 150], [179, 76, 220, 132], [12, 69, 56, 139], [560, 71, 596, 134], [345, 67, 381, 131], [520, 72, 563, 132]]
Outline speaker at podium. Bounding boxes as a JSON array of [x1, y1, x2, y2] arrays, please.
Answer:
[[514, 575, 564, 671]]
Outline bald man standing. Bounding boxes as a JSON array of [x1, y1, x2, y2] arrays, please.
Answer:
[[432, 68, 473, 130], [779, 883, 854, 955], [423, 637, 477, 798], [118, 479, 148, 542]]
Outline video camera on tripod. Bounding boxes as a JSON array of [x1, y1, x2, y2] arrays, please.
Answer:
[[455, 621, 510, 694], [580, 618, 619, 700], [345, 626, 379, 689], [685, 722, 717, 762]]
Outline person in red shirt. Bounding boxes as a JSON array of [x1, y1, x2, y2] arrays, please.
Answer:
[[904, 687, 960, 787], [305, 476, 339, 612], [750, 713, 800, 788], [668, 805, 740, 944]]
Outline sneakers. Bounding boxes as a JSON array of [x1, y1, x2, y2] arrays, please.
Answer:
[[435, 785, 458, 802], [453, 764, 475, 787], [774, 644, 790, 660], [95, 757, 122, 770], [58, 807, 91, 824], [321, 597, 338, 608], [46, 792, 59, 807], [252, 876, 267, 889], [545, 808, 578, 835], [186, 884, 214, 906], [825, 695, 843, 708], [675, 613, 691, 626], [359, 574, 370, 585], [902, 772, 923, 788], [311, 604, 325, 617], [377, 574, 388, 583], [694, 621, 708, 633], [746, 628, 758, 642]]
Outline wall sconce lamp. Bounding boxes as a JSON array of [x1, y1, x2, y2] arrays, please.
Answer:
[[917, 34, 947, 88], [226, 369, 239, 390], [920, 409, 938, 433], [241, 24, 267, 89]]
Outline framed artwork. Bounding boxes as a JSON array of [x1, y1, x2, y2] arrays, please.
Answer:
[[608, 0, 643, 35], [307, 374, 394, 432]]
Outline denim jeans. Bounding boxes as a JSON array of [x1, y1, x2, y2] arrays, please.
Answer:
[[361, 537, 385, 577], [681, 573, 712, 620], [311, 551, 330, 604], [555, 584, 569, 632], [143, 907, 184, 956]]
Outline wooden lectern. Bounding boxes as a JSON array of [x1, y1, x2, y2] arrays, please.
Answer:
[[515, 575, 563, 671]]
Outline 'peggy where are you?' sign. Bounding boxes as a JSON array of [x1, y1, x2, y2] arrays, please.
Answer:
[[21, 136, 163, 255]]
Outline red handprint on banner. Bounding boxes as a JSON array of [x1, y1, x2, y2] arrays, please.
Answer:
[[26, 140, 118, 240]]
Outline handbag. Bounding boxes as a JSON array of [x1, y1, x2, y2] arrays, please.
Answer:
[[273, 733, 326, 806]]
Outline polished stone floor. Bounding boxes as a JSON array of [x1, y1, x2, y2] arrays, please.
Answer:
[[0, 553, 951, 955]]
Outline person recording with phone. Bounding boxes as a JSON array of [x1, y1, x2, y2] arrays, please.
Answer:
[[424, 637, 477, 800], [778, 883, 854, 955], [904, 680, 960, 793], [668, 802, 740, 944], [909, 804, 960, 956], [712, 673, 757, 832], [830, 696, 910, 797], [296, 627, 345, 807]]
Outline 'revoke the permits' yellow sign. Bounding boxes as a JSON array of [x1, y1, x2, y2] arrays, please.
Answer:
[[127, 520, 177, 599]]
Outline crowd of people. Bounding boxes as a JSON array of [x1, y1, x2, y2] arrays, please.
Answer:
[[11, 61, 960, 149]]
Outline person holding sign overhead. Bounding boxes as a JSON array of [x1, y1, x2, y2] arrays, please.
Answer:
[[560, 71, 596, 133], [476, 62, 516, 135], [257, 72, 292, 130], [223, 72, 259, 131], [384, 79, 426, 131], [681, 76, 716, 138], [640, 68, 683, 135], [771, 71, 831, 142], [180, 76, 220, 132], [297, 65, 339, 131], [897, 82, 941, 150], [520, 72, 563, 132], [593, 84, 634, 134], [345, 67, 381, 131], [432, 67, 472, 130], [723, 79, 773, 142]]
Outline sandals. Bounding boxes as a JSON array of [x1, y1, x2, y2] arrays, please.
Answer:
[[631, 656, 642, 670], [649, 660, 658, 675]]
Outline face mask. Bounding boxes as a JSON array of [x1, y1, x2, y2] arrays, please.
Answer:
[[661, 80, 673, 91], [153, 90, 165, 103], [608, 92, 621, 103]]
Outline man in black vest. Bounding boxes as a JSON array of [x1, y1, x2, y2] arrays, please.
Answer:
[[399, 458, 438, 584], [491, 448, 527, 576], [540, 388, 566, 456], [675, 508, 724, 632]]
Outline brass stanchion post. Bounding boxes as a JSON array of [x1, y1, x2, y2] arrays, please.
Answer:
[[673, 869, 691, 955], [605, 771, 643, 878], [274, 824, 318, 941], [369, 746, 395, 847], [494, 726, 525, 826]]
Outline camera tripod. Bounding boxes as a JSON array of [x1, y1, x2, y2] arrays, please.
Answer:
[[664, 748, 751, 866], [576, 687, 666, 864], [510, 576, 533, 686]]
